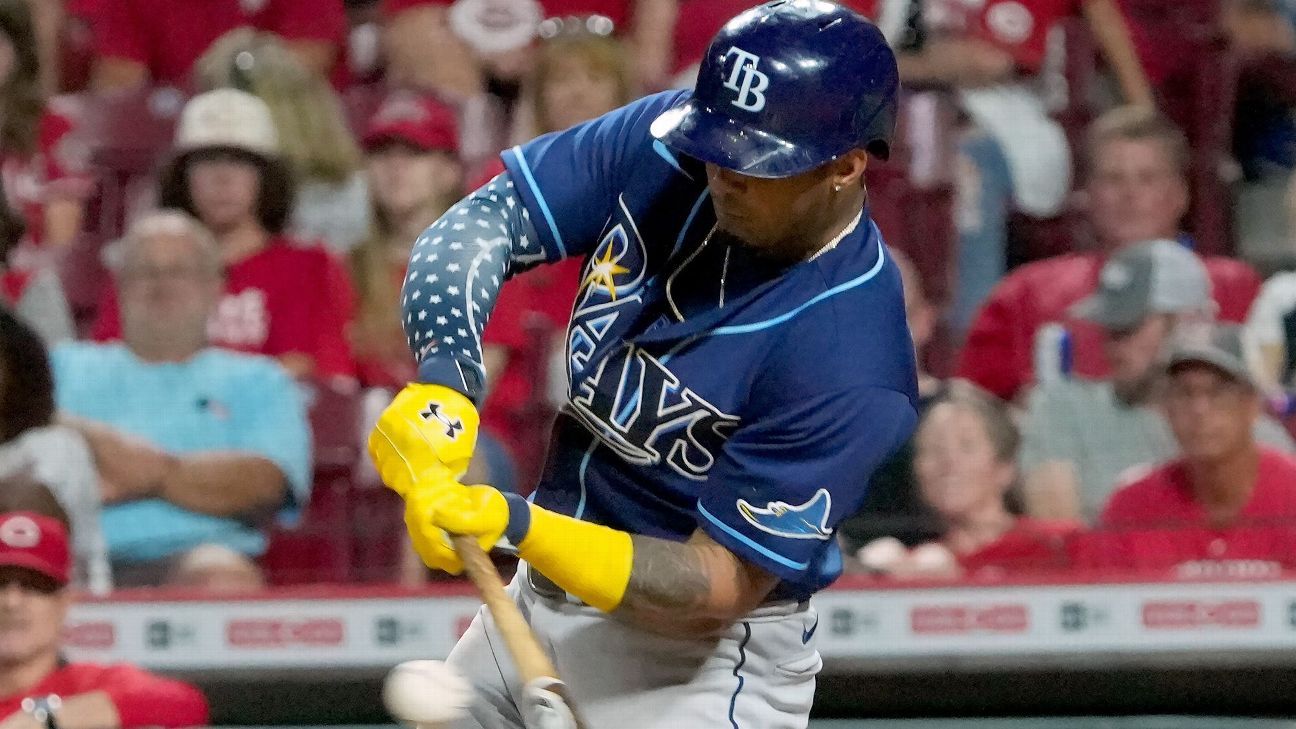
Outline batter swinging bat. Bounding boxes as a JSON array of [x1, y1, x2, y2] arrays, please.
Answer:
[[450, 535, 585, 729]]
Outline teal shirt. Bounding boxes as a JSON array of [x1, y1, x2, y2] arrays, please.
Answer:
[[51, 343, 312, 562]]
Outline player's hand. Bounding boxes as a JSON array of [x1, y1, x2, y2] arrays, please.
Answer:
[[368, 383, 479, 498], [403, 479, 511, 574]]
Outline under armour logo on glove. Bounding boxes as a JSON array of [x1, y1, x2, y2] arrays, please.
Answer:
[[420, 402, 465, 439]]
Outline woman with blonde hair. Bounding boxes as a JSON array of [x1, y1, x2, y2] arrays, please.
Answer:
[[194, 28, 369, 254], [524, 15, 636, 138]]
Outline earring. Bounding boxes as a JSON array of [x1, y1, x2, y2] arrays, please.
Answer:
[[833, 184, 843, 192]]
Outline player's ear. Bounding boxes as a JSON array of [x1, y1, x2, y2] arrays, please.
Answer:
[[829, 150, 868, 190]]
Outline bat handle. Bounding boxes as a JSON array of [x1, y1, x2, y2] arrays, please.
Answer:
[[450, 535, 560, 684]]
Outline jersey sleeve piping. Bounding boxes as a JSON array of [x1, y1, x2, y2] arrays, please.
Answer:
[[502, 145, 567, 259]]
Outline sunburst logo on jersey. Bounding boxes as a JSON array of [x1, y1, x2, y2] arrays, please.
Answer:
[[583, 245, 631, 300]]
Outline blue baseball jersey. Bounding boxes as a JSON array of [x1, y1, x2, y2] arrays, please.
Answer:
[[497, 90, 919, 599]]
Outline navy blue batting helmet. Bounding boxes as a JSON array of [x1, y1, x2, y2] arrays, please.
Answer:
[[651, 0, 899, 178]]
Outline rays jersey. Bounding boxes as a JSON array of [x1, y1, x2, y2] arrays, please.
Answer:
[[410, 90, 919, 601]]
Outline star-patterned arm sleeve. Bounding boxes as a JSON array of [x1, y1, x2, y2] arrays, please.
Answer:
[[401, 172, 545, 404]]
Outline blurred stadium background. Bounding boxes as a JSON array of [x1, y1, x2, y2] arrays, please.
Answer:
[[3, 0, 1296, 725]]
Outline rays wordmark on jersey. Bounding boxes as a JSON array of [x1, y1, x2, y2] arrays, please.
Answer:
[[565, 200, 739, 480]]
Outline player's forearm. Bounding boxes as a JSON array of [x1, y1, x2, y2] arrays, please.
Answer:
[[399, 173, 535, 402], [613, 532, 777, 633], [514, 502, 775, 629]]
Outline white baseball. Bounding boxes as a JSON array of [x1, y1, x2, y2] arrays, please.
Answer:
[[910, 542, 957, 571], [856, 536, 906, 572], [383, 660, 473, 727]]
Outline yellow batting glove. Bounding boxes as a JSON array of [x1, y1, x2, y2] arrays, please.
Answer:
[[406, 483, 511, 574], [433, 484, 511, 550], [402, 474, 635, 613], [402, 480, 468, 574], [367, 383, 479, 498]]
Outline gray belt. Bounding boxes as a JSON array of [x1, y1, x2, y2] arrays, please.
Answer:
[[526, 563, 579, 603], [524, 563, 810, 615]]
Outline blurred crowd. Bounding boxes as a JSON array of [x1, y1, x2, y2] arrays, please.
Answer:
[[0, 0, 1292, 605]]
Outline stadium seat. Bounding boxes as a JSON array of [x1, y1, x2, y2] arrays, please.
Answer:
[[63, 88, 186, 329], [1123, 0, 1237, 255], [867, 92, 958, 309], [866, 91, 958, 373], [261, 379, 361, 585], [348, 387, 408, 583]]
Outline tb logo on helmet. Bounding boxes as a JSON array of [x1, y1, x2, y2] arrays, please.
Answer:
[[722, 46, 769, 112]]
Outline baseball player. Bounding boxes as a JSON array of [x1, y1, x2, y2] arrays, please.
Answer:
[[368, 2, 919, 727]]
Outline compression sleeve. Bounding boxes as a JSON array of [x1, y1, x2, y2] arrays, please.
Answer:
[[400, 172, 546, 404]]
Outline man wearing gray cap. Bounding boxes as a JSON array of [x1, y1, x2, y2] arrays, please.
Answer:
[[1093, 323, 1296, 574], [1019, 240, 1294, 522]]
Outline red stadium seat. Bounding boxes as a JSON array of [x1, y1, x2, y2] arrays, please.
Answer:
[[349, 387, 408, 583], [79, 87, 186, 234], [62, 88, 186, 329], [865, 91, 959, 374], [261, 380, 361, 585], [1116, 0, 1237, 254]]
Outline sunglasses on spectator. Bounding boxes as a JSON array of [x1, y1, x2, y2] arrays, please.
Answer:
[[537, 14, 615, 39]]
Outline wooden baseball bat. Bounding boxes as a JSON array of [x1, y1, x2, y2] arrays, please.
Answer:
[[450, 535, 586, 729]]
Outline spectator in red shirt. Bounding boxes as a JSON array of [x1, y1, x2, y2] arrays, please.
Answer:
[[957, 107, 1264, 403], [0, 503, 208, 727], [1092, 323, 1296, 576], [351, 92, 464, 390], [94, 89, 357, 380], [89, 0, 347, 92], [0, 0, 91, 259], [854, 382, 1079, 580]]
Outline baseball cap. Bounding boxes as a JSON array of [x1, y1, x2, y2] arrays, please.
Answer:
[[1166, 323, 1259, 388], [362, 93, 460, 154], [449, 0, 543, 54], [175, 88, 280, 159], [0, 512, 70, 587], [1070, 239, 1211, 331]]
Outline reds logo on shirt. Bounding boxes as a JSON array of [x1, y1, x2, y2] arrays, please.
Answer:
[[209, 288, 269, 348], [985, 1, 1034, 44]]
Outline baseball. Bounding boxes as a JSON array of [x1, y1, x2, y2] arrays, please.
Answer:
[[856, 536, 906, 572], [910, 542, 958, 572], [383, 660, 473, 727]]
